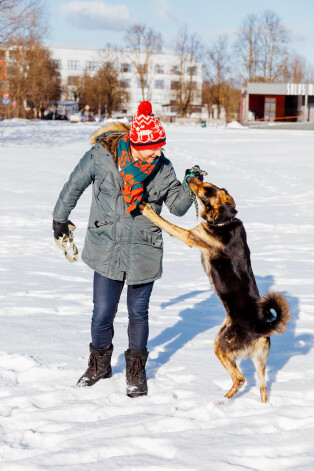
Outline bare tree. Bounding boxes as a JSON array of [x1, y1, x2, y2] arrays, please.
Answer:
[[306, 64, 314, 83], [77, 64, 130, 117], [279, 53, 314, 83], [205, 35, 231, 119], [124, 23, 162, 101], [6, 39, 61, 118], [290, 54, 307, 83], [26, 43, 61, 117], [234, 10, 291, 83], [203, 78, 241, 123], [222, 81, 241, 122], [202, 80, 215, 118], [260, 10, 289, 81], [0, 0, 46, 47], [172, 25, 203, 117], [234, 13, 261, 82]]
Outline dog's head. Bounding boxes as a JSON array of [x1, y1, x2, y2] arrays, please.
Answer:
[[186, 177, 237, 225]]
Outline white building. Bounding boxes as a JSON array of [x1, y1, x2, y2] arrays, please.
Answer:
[[49, 46, 203, 117]]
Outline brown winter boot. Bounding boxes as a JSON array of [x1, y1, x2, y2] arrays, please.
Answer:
[[77, 343, 113, 387], [125, 349, 149, 398]]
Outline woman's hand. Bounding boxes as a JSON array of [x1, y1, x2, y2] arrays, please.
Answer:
[[53, 219, 70, 239], [185, 165, 206, 182]]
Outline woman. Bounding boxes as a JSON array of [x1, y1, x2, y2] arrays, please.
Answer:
[[53, 101, 202, 397]]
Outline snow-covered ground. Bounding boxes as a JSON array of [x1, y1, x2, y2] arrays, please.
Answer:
[[1, 120, 314, 470]]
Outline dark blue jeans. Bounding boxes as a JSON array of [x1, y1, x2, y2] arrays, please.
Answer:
[[91, 272, 154, 351]]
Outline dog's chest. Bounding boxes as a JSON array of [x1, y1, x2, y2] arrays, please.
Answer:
[[200, 250, 218, 295], [201, 249, 212, 277]]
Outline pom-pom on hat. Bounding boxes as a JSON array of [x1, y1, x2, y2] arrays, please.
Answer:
[[129, 101, 166, 150]]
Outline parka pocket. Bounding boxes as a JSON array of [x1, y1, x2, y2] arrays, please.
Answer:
[[138, 229, 163, 248], [132, 230, 163, 281], [88, 220, 114, 244], [88, 220, 114, 230], [82, 230, 114, 268]]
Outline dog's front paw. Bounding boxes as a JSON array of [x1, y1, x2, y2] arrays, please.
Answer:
[[139, 202, 154, 217], [138, 201, 147, 213]]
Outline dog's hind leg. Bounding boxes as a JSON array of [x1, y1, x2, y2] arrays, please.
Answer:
[[251, 337, 270, 403], [214, 342, 245, 399]]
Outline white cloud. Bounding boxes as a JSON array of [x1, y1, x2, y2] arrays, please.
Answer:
[[153, 0, 181, 23], [62, 1, 132, 31]]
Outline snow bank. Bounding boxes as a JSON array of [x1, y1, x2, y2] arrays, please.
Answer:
[[226, 120, 248, 129]]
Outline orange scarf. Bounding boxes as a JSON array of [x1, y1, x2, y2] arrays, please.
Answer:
[[118, 133, 158, 214]]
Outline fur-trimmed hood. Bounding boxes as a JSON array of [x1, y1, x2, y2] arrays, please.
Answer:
[[90, 122, 130, 161]]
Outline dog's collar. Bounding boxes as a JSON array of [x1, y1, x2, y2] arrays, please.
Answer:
[[207, 217, 236, 228]]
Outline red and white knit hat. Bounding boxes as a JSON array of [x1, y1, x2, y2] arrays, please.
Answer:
[[129, 101, 166, 150]]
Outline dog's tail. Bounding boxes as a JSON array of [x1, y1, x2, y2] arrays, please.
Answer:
[[257, 292, 291, 336]]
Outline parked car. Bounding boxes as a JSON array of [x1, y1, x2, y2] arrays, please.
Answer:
[[106, 116, 129, 125], [43, 111, 68, 120], [87, 114, 95, 122], [43, 111, 54, 120], [69, 113, 87, 123]]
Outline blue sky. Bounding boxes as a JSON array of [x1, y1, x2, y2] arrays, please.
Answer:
[[46, 0, 314, 69]]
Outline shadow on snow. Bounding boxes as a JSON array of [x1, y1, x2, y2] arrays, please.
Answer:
[[140, 275, 308, 401]]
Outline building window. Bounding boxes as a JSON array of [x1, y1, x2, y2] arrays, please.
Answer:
[[68, 76, 80, 86], [86, 61, 97, 71], [51, 59, 62, 69], [187, 66, 197, 76], [155, 64, 164, 74], [171, 80, 180, 90], [154, 80, 164, 89], [137, 79, 148, 89], [121, 79, 131, 88], [171, 65, 179, 74], [105, 62, 115, 69], [68, 60, 80, 70], [121, 63, 131, 73], [9, 50, 17, 60], [191, 81, 197, 90]]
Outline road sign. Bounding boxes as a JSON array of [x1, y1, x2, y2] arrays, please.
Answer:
[[3, 92, 9, 99], [1, 97, 10, 105], [85, 104, 90, 111]]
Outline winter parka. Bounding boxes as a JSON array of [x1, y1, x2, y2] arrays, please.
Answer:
[[53, 125, 193, 284]]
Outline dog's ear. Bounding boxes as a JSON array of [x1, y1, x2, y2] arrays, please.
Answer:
[[218, 190, 236, 208]]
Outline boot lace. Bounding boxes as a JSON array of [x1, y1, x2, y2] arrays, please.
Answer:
[[129, 357, 143, 378]]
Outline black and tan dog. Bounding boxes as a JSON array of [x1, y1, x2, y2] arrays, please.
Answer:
[[140, 177, 290, 403]]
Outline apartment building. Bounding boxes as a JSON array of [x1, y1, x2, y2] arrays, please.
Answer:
[[49, 46, 203, 117]]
